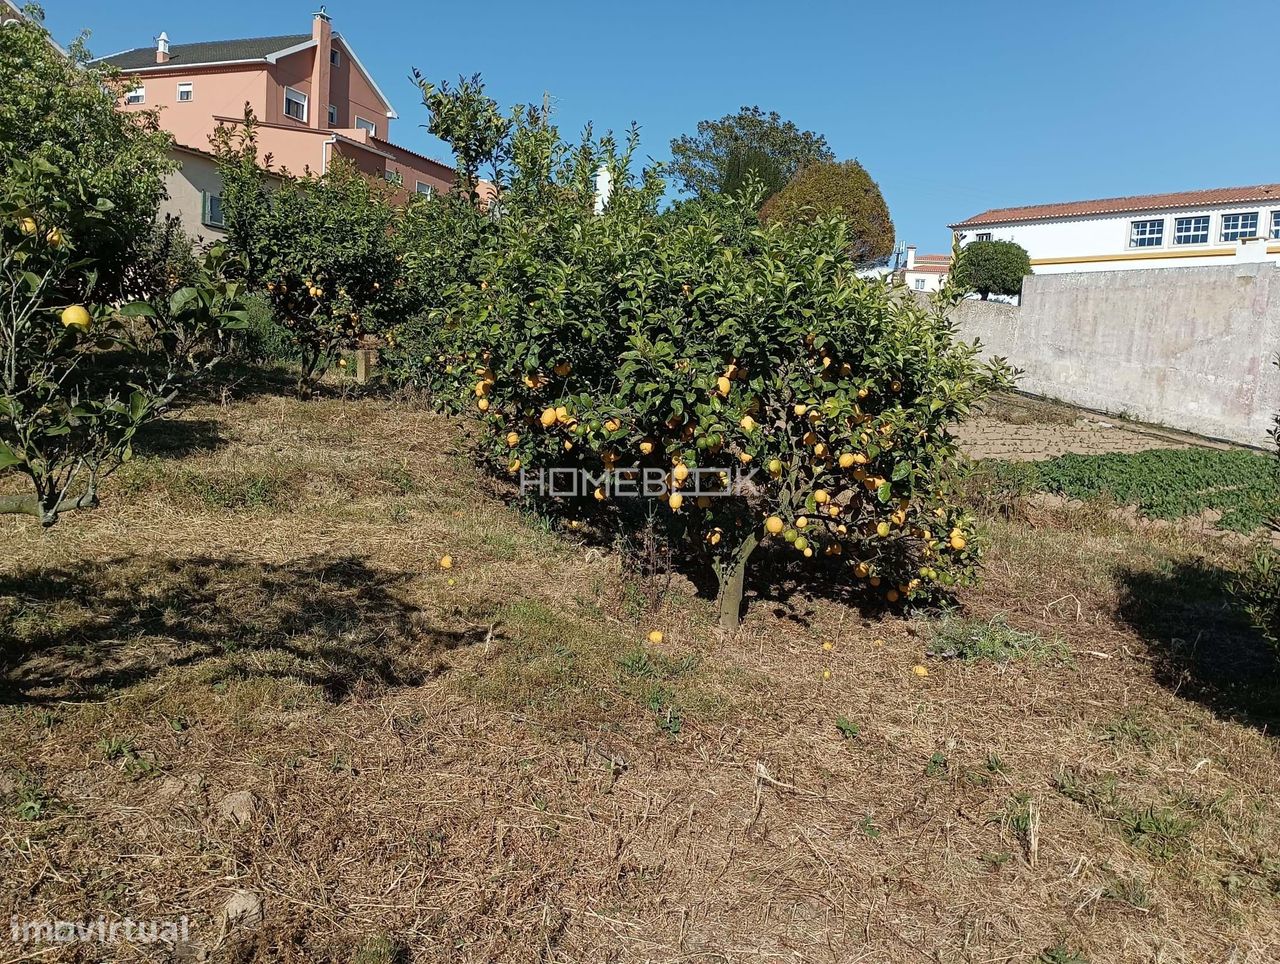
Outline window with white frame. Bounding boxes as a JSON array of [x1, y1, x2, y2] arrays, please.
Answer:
[[284, 87, 307, 122], [1271, 211, 1280, 239], [976, 232, 992, 242], [176, 82, 193, 102], [913, 278, 926, 290], [330, 47, 341, 66], [1128, 218, 1164, 248], [354, 116, 376, 136], [201, 192, 224, 228], [1220, 212, 1259, 242], [415, 181, 434, 197], [1173, 215, 1209, 245], [327, 104, 338, 126], [124, 86, 145, 105]]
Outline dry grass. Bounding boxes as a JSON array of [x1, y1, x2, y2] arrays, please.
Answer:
[[2, 387, 1279, 963]]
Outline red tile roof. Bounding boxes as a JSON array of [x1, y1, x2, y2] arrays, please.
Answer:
[[907, 254, 951, 274], [950, 183, 1280, 228]]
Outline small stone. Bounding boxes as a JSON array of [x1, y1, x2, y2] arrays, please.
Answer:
[[215, 790, 258, 826], [0, 772, 17, 797], [222, 889, 264, 929]]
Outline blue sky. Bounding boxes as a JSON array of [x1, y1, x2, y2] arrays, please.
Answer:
[[44, 0, 1277, 252]]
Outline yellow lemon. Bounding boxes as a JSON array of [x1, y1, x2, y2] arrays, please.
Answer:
[[716, 375, 731, 396], [912, 664, 929, 677], [18, 217, 37, 236], [739, 415, 757, 432], [439, 555, 453, 570], [60, 304, 91, 330], [668, 493, 683, 511], [540, 407, 557, 428], [765, 516, 785, 535], [795, 516, 808, 529], [877, 522, 891, 538], [477, 399, 490, 412], [672, 463, 690, 483], [505, 432, 520, 447], [822, 641, 834, 652], [838, 453, 856, 469], [639, 439, 654, 456], [813, 489, 830, 505], [647, 630, 664, 644]]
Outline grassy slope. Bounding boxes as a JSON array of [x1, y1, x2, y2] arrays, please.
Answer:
[[1, 389, 1278, 963]]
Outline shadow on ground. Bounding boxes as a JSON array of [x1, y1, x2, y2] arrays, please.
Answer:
[[1116, 560, 1280, 733], [0, 553, 489, 704]]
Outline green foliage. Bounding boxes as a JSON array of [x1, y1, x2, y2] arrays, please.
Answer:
[[989, 447, 1280, 532], [718, 145, 787, 201], [213, 112, 419, 391], [951, 239, 1031, 300], [1235, 547, 1280, 649], [0, 154, 246, 526], [668, 106, 833, 203], [835, 716, 860, 739], [0, 7, 175, 302], [1037, 943, 1089, 964], [409, 103, 1008, 627], [411, 71, 510, 198], [930, 615, 1067, 663], [758, 160, 895, 266], [236, 293, 294, 365]]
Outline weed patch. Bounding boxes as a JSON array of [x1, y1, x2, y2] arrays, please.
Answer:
[[929, 616, 1068, 663]]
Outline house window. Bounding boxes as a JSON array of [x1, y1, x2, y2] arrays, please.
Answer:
[[177, 82, 193, 102], [284, 87, 308, 122], [124, 86, 145, 105], [415, 181, 434, 197], [201, 192, 225, 228], [913, 278, 926, 290], [1271, 211, 1280, 239], [1173, 215, 1209, 245], [976, 232, 992, 242], [354, 116, 376, 136], [1220, 212, 1259, 242], [1128, 218, 1164, 248], [327, 104, 338, 126], [330, 47, 341, 66]]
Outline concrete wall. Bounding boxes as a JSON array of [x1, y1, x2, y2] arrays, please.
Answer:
[[950, 263, 1280, 447]]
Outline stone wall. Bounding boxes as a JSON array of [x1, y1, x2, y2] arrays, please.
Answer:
[[947, 263, 1280, 447]]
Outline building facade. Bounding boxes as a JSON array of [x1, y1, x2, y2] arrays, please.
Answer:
[[951, 184, 1280, 275], [897, 246, 951, 292], [95, 10, 454, 199]]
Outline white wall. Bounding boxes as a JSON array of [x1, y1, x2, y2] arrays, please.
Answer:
[[950, 262, 1280, 446], [958, 201, 1280, 274]]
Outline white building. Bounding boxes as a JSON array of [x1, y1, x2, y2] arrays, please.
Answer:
[[898, 245, 951, 292], [950, 183, 1280, 275]]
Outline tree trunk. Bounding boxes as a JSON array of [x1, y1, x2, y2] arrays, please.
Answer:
[[716, 530, 759, 633], [0, 489, 97, 526]]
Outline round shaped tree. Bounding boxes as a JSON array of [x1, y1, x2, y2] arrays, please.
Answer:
[[758, 160, 894, 266], [952, 239, 1031, 300]]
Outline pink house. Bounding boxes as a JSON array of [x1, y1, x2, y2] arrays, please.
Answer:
[[95, 9, 454, 199]]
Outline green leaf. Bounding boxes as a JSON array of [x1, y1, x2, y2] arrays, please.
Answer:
[[119, 301, 157, 318]]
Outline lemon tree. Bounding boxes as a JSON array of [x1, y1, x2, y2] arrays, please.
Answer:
[[411, 101, 1010, 629], [0, 156, 246, 526], [214, 113, 418, 393]]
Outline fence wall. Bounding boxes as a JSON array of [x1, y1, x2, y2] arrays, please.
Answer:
[[949, 262, 1280, 447]]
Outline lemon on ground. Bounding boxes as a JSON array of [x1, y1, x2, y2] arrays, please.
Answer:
[[912, 664, 929, 677], [822, 669, 832, 681], [439, 555, 453, 570], [822, 641, 834, 651], [647, 630, 664, 644]]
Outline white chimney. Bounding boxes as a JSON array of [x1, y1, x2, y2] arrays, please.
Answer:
[[905, 244, 916, 270], [156, 31, 169, 63], [593, 164, 612, 215]]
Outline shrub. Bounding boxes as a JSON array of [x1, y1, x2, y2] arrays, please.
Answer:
[[0, 7, 175, 302], [758, 160, 895, 266], [413, 97, 1010, 629], [0, 156, 246, 526], [952, 239, 1031, 300], [213, 112, 419, 393]]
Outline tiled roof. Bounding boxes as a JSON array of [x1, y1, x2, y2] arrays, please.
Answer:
[[95, 34, 309, 71], [950, 184, 1280, 228]]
